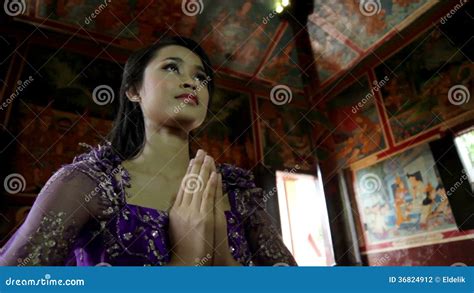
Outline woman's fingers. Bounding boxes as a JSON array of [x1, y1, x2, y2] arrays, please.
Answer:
[[173, 159, 194, 208], [199, 156, 214, 188], [217, 174, 223, 198], [182, 150, 206, 206], [191, 155, 214, 209], [210, 158, 216, 174], [201, 171, 217, 213], [214, 173, 225, 212]]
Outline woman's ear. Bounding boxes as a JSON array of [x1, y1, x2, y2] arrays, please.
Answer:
[[125, 86, 141, 103]]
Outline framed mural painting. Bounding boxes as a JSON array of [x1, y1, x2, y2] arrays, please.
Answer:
[[325, 75, 387, 169], [375, 25, 474, 144], [352, 143, 469, 253]]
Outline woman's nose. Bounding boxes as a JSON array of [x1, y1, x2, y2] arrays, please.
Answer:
[[180, 80, 197, 91]]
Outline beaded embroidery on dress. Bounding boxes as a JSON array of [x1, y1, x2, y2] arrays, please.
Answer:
[[0, 142, 296, 266]]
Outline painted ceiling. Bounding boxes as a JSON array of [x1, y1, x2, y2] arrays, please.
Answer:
[[17, 0, 437, 93], [308, 0, 437, 87]]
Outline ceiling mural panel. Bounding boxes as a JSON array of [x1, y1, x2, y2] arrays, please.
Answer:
[[307, 0, 437, 86], [258, 25, 304, 90], [28, 0, 440, 93], [311, 0, 432, 50], [307, 20, 358, 84], [193, 0, 281, 76], [34, 0, 282, 80]]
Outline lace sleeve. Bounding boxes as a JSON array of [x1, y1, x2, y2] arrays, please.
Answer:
[[245, 206, 298, 266], [0, 165, 102, 266], [219, 163, 297, 266], [240, 177, 297, 266]]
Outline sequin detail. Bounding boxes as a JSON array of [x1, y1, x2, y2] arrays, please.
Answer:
[[23, 211, 78, 265], [225, 211, 252, 266], [65, 142, 295, 266]]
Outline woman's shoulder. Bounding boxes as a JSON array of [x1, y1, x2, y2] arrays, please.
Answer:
[[217, 163, 257, 191], [59, 142, 128, 186], [49, 141, 129, 203], [43, 141, 115, 193], [69, 142, 123, 175]]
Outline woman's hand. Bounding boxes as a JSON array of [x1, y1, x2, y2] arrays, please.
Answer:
[[167, 149, 218, 266], [213, 174, 243, 266]]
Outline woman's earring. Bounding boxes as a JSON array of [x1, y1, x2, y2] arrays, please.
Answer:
[[131, 95, 141, 102]]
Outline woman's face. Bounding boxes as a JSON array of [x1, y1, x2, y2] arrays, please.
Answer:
[[135, 45, 210, 133]]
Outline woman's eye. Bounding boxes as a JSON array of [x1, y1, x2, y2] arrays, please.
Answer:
[[164, 64, 179, 73], [194, 74, 206, 82]]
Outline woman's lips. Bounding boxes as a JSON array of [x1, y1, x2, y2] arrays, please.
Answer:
[[175, 93, 199, 105]]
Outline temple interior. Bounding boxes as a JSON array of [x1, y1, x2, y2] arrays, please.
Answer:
[[0, 0, 473, 266]]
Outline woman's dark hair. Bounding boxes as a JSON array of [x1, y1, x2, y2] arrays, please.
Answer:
[[107, 36, 214, 160], [406, 172, 423, 182], [422, 192, 433, 206]]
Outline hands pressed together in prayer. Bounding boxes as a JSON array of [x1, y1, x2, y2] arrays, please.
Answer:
[[167, 149, 241, 266]]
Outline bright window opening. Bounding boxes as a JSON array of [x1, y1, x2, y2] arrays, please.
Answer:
[[276, 169, 335, 266], [454, 128, 474, 190]]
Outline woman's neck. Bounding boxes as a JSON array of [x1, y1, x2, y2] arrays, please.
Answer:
[[123, 125, 190, 180]]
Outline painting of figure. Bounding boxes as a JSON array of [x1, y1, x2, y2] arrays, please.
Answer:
[[326, 76, 386, 168], [354, 143, 457, 250]]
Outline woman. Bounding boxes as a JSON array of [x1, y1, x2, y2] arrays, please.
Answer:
[[0, 36, 297, 266]]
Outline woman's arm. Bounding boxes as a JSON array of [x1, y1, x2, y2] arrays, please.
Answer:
[[0, 166, 101, 266], [245, 208, 298, 266]]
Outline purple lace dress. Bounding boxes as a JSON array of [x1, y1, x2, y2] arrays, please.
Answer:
[[0, 142, 297, 266]]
